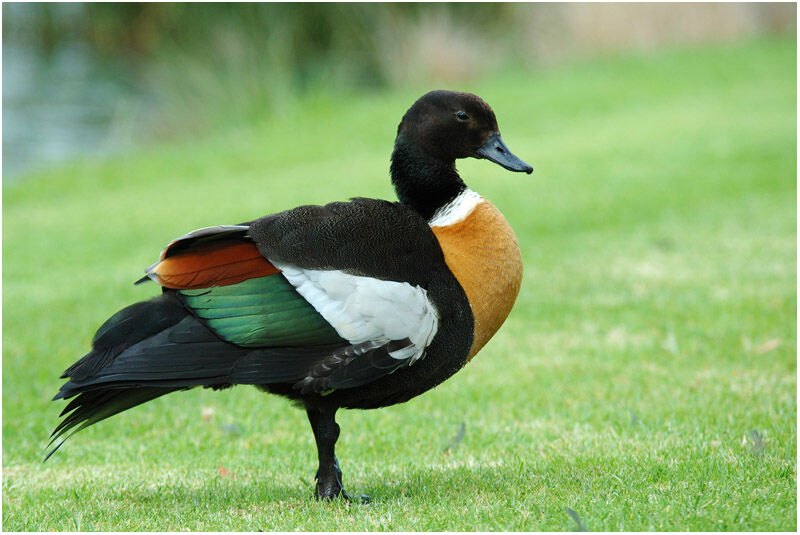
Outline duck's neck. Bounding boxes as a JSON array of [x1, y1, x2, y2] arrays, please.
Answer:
[[390, 137, 466, 220]]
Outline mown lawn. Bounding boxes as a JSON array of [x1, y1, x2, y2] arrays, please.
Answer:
[[3, 37, 796, 531]]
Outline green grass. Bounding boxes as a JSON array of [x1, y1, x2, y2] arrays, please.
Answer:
[[3, 37, 796, 530]]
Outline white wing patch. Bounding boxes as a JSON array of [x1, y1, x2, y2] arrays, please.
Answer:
[[273, 262, 439, 364]]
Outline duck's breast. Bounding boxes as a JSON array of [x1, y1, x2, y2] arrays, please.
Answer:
[[430, 192, 522, 361]]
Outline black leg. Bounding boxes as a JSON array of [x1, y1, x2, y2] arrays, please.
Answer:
[[305, 406, 370, 503]]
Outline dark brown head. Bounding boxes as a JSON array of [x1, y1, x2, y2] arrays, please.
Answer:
[[396, 90, 532, 173]]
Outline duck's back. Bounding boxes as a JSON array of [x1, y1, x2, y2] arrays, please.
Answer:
[[249, 198, 444, 286]]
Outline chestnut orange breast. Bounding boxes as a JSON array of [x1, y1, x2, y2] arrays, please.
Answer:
[[431, 199, 523, 360]]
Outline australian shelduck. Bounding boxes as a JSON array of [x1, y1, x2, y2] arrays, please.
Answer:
[[49, 90, 533, 501]]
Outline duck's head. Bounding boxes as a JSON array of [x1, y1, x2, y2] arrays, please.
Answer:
[[395, 90, 533, 174]]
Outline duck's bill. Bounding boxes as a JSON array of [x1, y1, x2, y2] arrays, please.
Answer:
[[475, 133, 533, 174]]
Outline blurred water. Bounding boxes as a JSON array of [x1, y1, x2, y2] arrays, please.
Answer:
[[2, 40, 141, 181]]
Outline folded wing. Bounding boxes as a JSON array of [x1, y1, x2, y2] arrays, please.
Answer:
[[51, 201, 449, 454]]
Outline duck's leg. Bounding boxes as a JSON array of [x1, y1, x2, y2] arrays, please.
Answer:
[[306, 406, 370, 503]]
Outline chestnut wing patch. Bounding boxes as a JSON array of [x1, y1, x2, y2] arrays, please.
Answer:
[[146, 239, 279, 289]]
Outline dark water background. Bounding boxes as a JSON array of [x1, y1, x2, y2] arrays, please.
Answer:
[[3, 40, 142, 180]]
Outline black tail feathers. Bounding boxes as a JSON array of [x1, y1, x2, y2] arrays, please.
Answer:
[[47, 294, 188, 458], [46, 386, 180, 460], [58, 294, 188, 385]]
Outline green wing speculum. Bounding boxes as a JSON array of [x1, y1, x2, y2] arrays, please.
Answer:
[[179, 275, 344, 347]]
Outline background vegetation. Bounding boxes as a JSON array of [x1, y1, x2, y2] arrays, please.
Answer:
[[3, 3, 796, 176], [3, 3, 797, 532]]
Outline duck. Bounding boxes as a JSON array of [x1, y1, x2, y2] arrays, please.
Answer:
[[48, 90, 533, 501]]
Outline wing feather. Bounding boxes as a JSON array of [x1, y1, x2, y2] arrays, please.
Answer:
[[146, 240, 279, 289], [275, 263, 438, 365], [139, 199, 449, 390]]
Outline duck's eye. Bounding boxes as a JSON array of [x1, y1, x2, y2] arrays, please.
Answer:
[[455, 111, 470, 121]]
